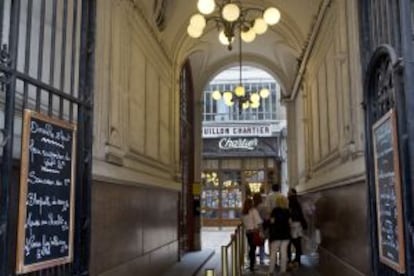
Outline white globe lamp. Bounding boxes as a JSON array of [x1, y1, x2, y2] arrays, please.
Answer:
[[190, 14, 206, 30], [234, 86, 246, 97], [259, 88, 270, 98], [197, 0, 215, 15], [253, 18, 268, 35], [222, 3, 240, 22], [187, 25, 203, 38], [241, 28, 256, 43], [263, 7, 281, 25], [212, 90, 222, 100]]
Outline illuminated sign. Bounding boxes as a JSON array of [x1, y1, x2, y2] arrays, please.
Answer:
[[218, 137, 258, 150], [202, 125, 272, 138]]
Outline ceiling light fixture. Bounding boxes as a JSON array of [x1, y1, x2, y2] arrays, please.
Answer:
[[187, 0, 281, 50], [211, 34, 270, 111]]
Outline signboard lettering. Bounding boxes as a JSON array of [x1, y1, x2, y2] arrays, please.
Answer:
[[202, 124, 272, 138], [372, 109, 405, 273], [203, 137, 278, 158], [16, 110, 76, 274], [218, 137, 258, 150]]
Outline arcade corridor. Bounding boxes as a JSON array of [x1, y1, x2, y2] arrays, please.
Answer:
[[1, 0, 414, 276]]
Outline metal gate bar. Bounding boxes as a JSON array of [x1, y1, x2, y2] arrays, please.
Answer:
[[0, 0, 95, 275], [0, 0, 21, 275]]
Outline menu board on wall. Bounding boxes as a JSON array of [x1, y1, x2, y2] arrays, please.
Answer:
[[372, 109, 405, 273], [16, 110, 76, 274]]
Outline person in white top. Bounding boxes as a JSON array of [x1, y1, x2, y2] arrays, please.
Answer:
[[242, 197, 263, 272]]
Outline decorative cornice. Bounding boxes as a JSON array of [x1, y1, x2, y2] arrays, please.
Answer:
[[283, 0, 332, 102], [127, 0, 172, 65]]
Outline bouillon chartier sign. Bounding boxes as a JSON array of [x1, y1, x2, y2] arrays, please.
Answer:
[[16, 110, 76, 274], [202, 124, 273, 138]]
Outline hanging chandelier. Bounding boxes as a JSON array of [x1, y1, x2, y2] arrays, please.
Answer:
[[210, 32, 270, 110], [187, 0, 281, 50]]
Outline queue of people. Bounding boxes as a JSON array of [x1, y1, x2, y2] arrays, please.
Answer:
[[242, 184, 307, 275]]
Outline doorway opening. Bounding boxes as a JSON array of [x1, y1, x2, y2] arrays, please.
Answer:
[[200, 65, 287, 250]]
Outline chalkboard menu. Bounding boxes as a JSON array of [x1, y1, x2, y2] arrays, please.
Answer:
[[372, 109, 405, 273], [16, 110, 76, 274]]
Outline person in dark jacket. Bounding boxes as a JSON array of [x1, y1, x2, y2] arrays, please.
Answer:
[[268, 194, 291, 275], [287, 188, 307, 268]]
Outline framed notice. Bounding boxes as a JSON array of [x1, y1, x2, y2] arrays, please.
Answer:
[[16, 110, 76, 274], [372, 109, 405, 273]]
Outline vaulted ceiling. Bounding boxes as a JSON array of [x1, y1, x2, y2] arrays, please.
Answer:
[[134, 0, 324, 96]]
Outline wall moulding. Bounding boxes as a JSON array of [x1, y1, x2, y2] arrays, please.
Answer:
[[297, 172, 366, 195], [311, 148, 340, 173], [127, 0, 172, 80], [124, 149, 172, 173], [297, 156, 366, 193], [105, 144, 125, 166], [93, 160, 181, 191]]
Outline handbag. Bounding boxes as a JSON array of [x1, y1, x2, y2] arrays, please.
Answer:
[[252, 230, 264, 246]]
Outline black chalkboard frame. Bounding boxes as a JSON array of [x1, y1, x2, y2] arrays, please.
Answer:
[[16, 110, 77, 274], [372, 109, 406, 273]]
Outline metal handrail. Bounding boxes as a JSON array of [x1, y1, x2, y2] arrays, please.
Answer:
[[221, 224, 245, 276], [204, 224, 246, 276]]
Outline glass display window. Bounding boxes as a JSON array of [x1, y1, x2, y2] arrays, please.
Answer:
[[201, 190, 219, 208], [201, 171, 219, 188], [201, 170, 243, 225], [244, 170, 265, 196]]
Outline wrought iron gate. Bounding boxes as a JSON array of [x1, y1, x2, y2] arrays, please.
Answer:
[[362, 1, 414, 275], [0, 0, 95, 275]]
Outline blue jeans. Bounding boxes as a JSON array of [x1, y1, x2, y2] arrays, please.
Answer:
[[259, 243, 265, 263]]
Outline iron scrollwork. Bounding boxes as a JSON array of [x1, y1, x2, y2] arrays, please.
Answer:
[[371, 55, 395, 121], [0, 44, 11, 91]]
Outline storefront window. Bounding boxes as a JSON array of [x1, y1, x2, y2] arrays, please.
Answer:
[[201, 170, 243, 224], [201, 171, 220, 222], [202, 190, 219, 208], [244, 170, 265, 196], [221, 171, 242, 209]]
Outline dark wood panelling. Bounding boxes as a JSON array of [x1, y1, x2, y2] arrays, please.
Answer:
[[90, 181, 179, 275], [305, 181, 370, 275]]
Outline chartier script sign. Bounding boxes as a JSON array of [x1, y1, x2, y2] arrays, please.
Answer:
[[203, 137, 279, 158], [16, 110, 76, 274], [219, 137, 258, 150]]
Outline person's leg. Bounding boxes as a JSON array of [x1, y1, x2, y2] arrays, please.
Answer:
[[279, 240, 290, 273], [287, 239, 293, 263], [249, 233, 256, 270], [259, 243, 265, 264], [246, 233, 257, 271], [293, 237, 302, 264], [268, 240, 280, 274]]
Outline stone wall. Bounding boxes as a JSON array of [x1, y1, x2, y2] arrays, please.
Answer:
[[287, 0, 369, 275], [91, 1, 181, 274]]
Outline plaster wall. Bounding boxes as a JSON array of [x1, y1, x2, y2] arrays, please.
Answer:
[[91, 0, 181, 274], [287, 0, 369, 275]]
